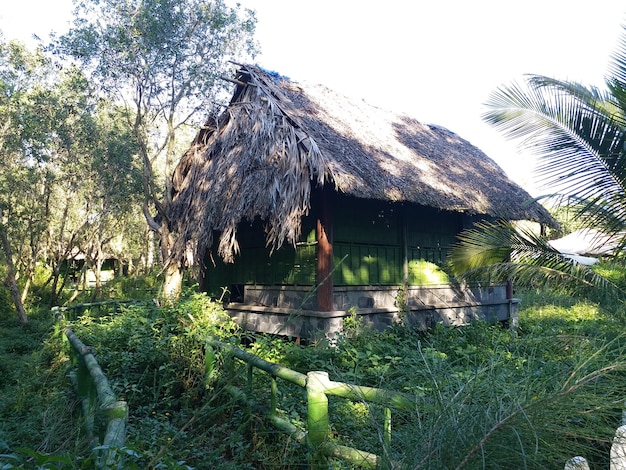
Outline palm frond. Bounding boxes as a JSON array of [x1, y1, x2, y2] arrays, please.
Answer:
[[483, 79, 626, 202], [607, 25, 626, 113], [448, 221, 621, 298]]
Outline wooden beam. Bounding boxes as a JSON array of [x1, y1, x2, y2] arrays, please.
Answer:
[[401, 205, 408, 285], [316, 189, 333, 312]]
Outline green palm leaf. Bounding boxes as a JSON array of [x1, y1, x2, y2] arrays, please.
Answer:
[[483, 79, 626, 207], [448, 221, 619, 297]]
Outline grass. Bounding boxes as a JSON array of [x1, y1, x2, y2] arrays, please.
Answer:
[[1, 282, 626, 468], [0, 310, 88, 463]]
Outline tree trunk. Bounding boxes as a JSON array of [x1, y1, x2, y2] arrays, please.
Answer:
[[146, 229, 155, 272], [0, 212, 28, 323], [162, 260, 183, 300], [160, 223, 182, 300], [20, 276, 31, 305]]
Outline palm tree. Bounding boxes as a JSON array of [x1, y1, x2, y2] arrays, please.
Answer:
[[448, 25, 626, 299]]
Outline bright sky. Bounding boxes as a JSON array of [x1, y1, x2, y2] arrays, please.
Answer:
[[1, 0, 625, 196]]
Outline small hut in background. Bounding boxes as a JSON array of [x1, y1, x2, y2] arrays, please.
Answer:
[[169, 63, 554, 339]]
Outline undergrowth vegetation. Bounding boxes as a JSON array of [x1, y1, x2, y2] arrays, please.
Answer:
[[2, 276, 626, 468]]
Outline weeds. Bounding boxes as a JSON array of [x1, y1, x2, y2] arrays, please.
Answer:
[[2, 282, 626, 468]]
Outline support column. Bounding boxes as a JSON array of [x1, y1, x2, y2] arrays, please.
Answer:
[[316, 188, 333, 312], [401, 205, 408, 285]]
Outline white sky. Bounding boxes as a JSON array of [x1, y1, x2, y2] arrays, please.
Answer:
[[1, 0, 625, 196]]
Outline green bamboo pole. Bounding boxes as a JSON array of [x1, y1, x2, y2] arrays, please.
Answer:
[[268, 414, 307, 442], [102, 401, 128, 446], [270, 378, 278, 417], [381, 407, 392, 470], [65, 328, 127, 465], [212, 338, 415, 409], [206, 339, 307, 387], [209, 339, 412, 469], [66, 329, 117, 406], [70, 367, 97, 446], [98, 401, 129, 467], [226, 381, 380, 468], [307, 371, 330, 468], [319, 441, 378, 469], [323, 379, 415, 410], [53, 300, 137, 321]]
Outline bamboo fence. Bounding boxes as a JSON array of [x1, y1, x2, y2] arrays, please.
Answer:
[[55, 301, 626, 468], [206, 338, 419, 469], [64, 328, 128, 467], [56, 303, 129, 467], [52, 299, 139, 321]]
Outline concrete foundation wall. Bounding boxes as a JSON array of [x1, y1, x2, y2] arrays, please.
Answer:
[[227, 284, 519, 340]]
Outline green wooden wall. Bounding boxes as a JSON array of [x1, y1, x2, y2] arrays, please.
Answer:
[[202, 193, 482, 298]]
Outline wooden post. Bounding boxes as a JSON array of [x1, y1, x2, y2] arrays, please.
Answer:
[[316, 189, 333, 311], [307, 371, 330, 468], [401, 205, 409, 285], [505, 279, 519, 329], [506, 279, 513, 299]]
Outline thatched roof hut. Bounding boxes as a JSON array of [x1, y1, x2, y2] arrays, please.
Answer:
[[169, 63, 553, 266]]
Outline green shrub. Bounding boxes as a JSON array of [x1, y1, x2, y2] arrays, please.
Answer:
[[68, 292, 250, 467]]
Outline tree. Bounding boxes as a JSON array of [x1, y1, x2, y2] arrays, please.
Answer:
[[57, 0, 258, 299], [448, 25, 626, 299], [0, 38, 52, 323], [41, 76, 142, 305], [0, 33, 143, 316]]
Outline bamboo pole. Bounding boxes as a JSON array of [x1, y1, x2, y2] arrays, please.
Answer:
[[270, 378, 278, 417], [307, 371, 330, 468], [53, 300, 137, 320], [206, 339, 307, 387], [323, 378, 415, 410], [209, 340, 412, 468], [382, 407, 392, 470], [319, 441, 378, 469], [66, 329, 117, 406], [98, 401, 129, 467], [65, 327, 128, 466]]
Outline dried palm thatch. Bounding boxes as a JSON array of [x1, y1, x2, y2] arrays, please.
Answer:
[[169, 63, 554, 264]]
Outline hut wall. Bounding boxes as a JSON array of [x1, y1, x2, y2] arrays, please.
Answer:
[[202, 194, 485, 301]]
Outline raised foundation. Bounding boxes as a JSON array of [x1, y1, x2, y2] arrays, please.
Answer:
[[226, 284, 519, 340]]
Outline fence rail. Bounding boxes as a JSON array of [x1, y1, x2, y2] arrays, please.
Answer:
[[52, 299, 141, 321], [64, 328, 128, 467], [206, 338, 418, 469], [55, 303, 129, 467], [55, 300, 626, 468]]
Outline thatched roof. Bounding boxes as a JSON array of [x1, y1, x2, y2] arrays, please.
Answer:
[[169, 63, 554, 264]]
